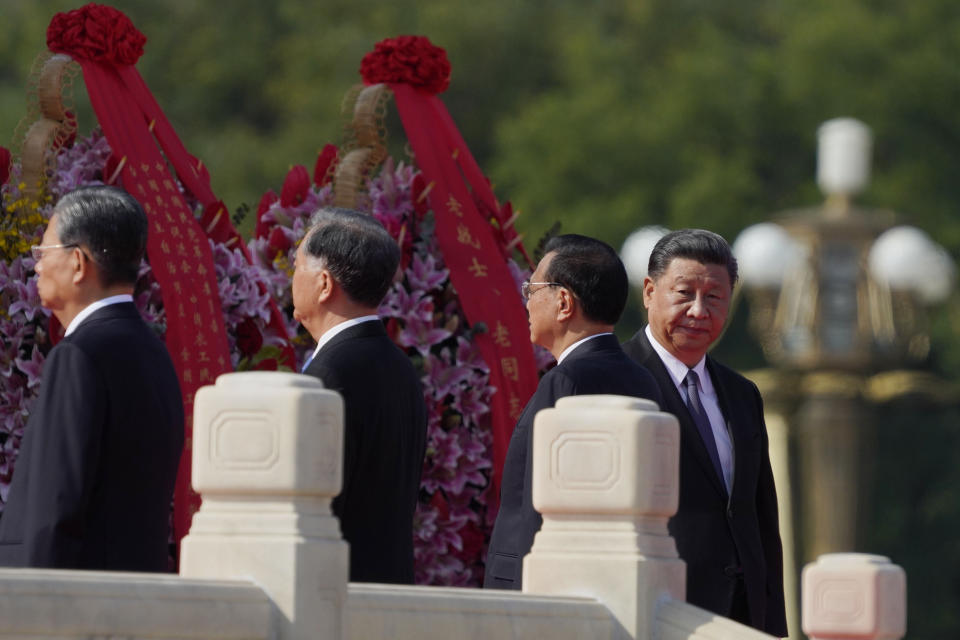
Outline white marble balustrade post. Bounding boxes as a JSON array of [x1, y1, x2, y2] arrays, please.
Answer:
[[802, 553, 906, 640], [180, 372, 349, 640], [523, 394, 686, 640]]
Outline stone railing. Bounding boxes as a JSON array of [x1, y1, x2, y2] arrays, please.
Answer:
[[0, 373, 907, 640]]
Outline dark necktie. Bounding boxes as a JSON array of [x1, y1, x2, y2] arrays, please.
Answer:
[[684, 370, 725, 490]]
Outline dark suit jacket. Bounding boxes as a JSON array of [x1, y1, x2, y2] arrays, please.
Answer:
[[484, 333, 664, 589], [0, 302, 184, 571], [622, 330, 787, 636], [304, 319, 427, 584]]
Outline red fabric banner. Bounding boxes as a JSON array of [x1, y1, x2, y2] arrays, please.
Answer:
[[117, 65, 294, 364], [75, 59, 231, 545], [389, 83, 539, 499]]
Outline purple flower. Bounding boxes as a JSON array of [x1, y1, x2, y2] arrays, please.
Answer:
[[14, 346, 45, 391], [452, 385, 491, 428], [0, 437, 21, 502], [422, 353, 473, 400], [407, 252, 448, 293], [50, 129, 113, 197], [413, 502, 439, 541], [397, 315, 452, 357], [379, 285, 432, 322], [455, 337, 489, 373], [368, 158, 417, 228]]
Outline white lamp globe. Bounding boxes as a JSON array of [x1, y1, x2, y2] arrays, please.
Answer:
[[621, 226, 669, 287], [732, 222, 803, 288], [817, 118, 872, 198], [869, 225, 956, 304]]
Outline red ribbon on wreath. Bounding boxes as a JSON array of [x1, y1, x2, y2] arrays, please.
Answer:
[[361, 36, 538, 509]]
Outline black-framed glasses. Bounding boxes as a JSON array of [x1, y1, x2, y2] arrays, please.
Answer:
[[521, 281, 563, 302], [30, 243, 79, 262]]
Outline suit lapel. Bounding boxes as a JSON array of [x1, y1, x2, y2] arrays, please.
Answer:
[[629, 332, 728, 501], [705, 357, 754, 501]]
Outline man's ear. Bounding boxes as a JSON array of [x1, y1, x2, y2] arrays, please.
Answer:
[[642, 276, 655, 310], [556, 287, 576, 322], [71, 247, 92, 285], [316, 268, 335, 303]]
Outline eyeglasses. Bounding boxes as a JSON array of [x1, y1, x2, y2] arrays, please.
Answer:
[[30, 243, 79, 262], [521, 281, 563, 301]]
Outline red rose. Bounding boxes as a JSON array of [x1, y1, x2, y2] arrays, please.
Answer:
[[280, 165, 310, 207], [256, 358, 278, 371], [429, 491, 450, 517], [47, 4, 146, 66], [385, 317, 401, 341], [360, 35, 451, 95], [267, 226, 292, 256], [0, 146, 10, 186], [255, 358, 279, 372], [455, 520, 486, 563], [254, 190, 279, 239], [235, 318, 264, 357], [313, 144, 338, 187]]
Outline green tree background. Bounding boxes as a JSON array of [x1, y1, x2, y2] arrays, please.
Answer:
[[2, 1, 959, 637]]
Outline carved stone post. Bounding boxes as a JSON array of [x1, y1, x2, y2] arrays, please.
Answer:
[[180, 372, 349, 640], [802, 553, 906, 640], [523, 394, 685, 640]]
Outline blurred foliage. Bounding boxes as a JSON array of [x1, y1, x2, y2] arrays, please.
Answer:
[[866, 396, 960, 639], [2, 1, 960, 635]]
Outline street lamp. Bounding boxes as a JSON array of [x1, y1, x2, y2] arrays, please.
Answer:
[[733, 118, 955, 624], [735, 118, 955, 372]]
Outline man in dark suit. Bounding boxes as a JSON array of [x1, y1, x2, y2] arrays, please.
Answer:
[[484, 234, 664, 590], [0, 185, 184, 571], [622, 229, 786, 636], [293, 206, 427, 584]]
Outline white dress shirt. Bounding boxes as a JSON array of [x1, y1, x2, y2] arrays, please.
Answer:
[[645, 325, 734, 492], [65, 294, 135, 336], [302, 315, 380, 372], [556, 332, 612, 365]]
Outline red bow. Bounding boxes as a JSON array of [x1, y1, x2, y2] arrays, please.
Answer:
[[47, 3, 146, 65]]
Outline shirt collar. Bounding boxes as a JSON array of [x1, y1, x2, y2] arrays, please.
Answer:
[[557, 332, 612, 365], [644, 324, 712, 393], [309, 315, 380, 362], [65, 294, 134, 336]]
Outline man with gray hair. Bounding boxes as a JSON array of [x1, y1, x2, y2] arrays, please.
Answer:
[[293, 206, 427, 584], [622, 228, 786, 635], [0, 185, 184, 571]]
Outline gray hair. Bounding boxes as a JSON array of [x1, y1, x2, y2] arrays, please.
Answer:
[[301, 207, 399, 308], [54, 185, 148, 286]]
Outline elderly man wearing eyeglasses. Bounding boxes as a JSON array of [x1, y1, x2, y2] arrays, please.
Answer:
[[0, 185, 183, 572], [483, 233, 663, 590]]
